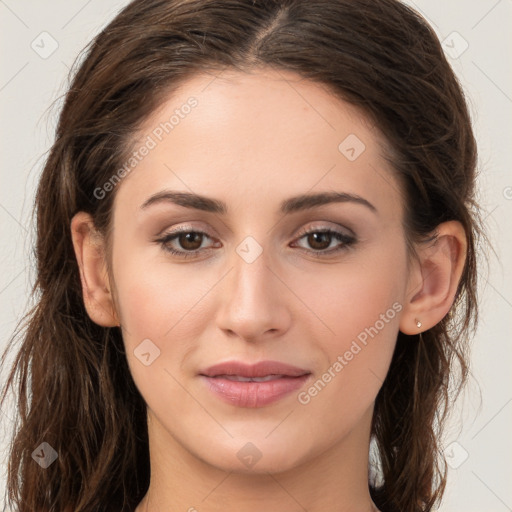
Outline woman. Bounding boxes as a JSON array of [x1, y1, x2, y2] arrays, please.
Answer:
[[0, 0, 483, 511]]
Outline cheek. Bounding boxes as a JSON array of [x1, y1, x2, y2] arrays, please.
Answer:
[[293, 251, 405, 431], [112, 248, 211, 340], [300, 249, 405, 348], [112, 254, 212, 410]]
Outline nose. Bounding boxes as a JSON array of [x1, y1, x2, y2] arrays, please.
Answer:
[[215, 247, 292, 342]]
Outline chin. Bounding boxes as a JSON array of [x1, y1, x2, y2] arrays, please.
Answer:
[[194, 434, 310, 475]]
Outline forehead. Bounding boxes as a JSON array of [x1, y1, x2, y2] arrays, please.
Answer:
[[113, 67, 403, 222]]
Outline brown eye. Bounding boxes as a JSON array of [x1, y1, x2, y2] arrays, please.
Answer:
[[305, 231, 333, 251], [292, 227, 356, 257], [156, 228, 217, 259], [174, 232, 204, 251]]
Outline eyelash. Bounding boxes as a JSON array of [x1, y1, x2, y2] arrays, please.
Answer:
[[155, 226, 357, 260]]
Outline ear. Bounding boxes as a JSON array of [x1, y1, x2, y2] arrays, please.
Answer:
[[399, 220, 467, 335], [70, 211, 119, 327]]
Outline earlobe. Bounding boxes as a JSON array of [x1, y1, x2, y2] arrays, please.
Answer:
[[70, 212, 119, 327], [399, 221, 467, 335]]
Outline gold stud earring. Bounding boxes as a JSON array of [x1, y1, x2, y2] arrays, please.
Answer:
[[415, 319, 422, 328]]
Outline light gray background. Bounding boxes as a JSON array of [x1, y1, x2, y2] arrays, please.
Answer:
[[1, 0, 511, 510]]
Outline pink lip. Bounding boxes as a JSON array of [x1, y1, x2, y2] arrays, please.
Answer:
[[199, 360, 312, 408], [200, 360, 310, 378]]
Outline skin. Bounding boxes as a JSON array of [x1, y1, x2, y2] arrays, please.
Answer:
[[71, 67, 467, 512]]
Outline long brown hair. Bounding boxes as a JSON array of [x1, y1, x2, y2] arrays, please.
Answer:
[[1, 1, 483, 511]]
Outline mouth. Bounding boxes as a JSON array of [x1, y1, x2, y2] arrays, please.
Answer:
[[199, 359, 310, 378], [199, 360, 312, 407], [210, 374, 294, 382]]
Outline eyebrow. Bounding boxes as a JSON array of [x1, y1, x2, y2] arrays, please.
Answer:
[[140, 190, 377, 215]]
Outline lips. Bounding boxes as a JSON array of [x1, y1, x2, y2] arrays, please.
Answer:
[[199, 360, 310, 378], [199, 360, 312, 408], [217, 374, 286, 382]]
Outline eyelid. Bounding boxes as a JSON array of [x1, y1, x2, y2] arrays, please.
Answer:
[[155, 222, 216, 238], [295, 221, 356, 238], [156, 220, 354, 242]]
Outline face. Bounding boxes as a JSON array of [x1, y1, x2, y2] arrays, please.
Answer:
[[108, 67, 410, 474]]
